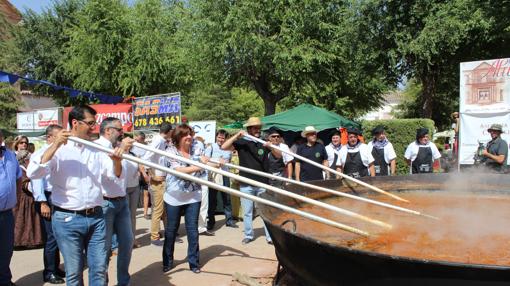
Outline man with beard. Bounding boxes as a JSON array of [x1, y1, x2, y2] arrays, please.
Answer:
[[405, 128, 441, 174], [27, 106, 131, 286], [266, 128, 294, 186], [339, 128, 375, 178], [295, 126, 329, 182], [367, 126, 397, 176], [480, 124, 508, 173], [30, 125, 66, 284], [95, 117, 135, 286], [221, 117, 281, 244]]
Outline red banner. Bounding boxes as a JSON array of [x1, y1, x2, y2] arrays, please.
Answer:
[[63, 104, 133, 133]]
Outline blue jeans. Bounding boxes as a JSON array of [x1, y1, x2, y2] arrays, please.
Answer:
[[52, 208, 107, 286], [103, 198, 133, 286], [0, 210, 14, 285], [163, 201, 200, 269], [36, 192, 60, 279], [240, 184, 271, 241]]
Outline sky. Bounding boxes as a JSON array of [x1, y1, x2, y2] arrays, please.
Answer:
[[10, 0, 53, 14]]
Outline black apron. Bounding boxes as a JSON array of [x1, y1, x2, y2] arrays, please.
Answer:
[[343, 151, 368, 178], [268, 152, 285, 187], [411, 146, 433, 174], [372, 147, 389, 176], [330, 152, 339, 169]]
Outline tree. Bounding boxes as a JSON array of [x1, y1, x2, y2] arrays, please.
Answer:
[[359, 0, 510, 125], [187, 0, 391, 116], [0, 83, 22, 129], [7, 0, 84, 103], [64, 0, 130, 96], [117, 0, 189, 97], [184, 85, 263, 126]]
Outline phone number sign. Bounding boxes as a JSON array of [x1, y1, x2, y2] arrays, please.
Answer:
[[133, 93, 181, 130]]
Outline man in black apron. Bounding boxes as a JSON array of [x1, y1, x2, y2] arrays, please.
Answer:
[[339, 128, 375, 178], [368, 126, 396, 176], [325, 130, 342, 178], [480, 124, 508, 173], [404, 128, 441, 174]]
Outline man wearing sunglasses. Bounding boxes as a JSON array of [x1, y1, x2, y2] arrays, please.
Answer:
[[27, 106, 132, 286], [266, 128, 294, 187], [95, 117, 135, 286]]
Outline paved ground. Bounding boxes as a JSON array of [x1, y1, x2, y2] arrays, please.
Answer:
[[10, 210, 278, 286]]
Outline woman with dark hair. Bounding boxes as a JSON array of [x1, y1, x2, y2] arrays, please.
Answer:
[[162, 124, 207, 274], [13, 150, 44, 248], [13, 135, 29, 154]]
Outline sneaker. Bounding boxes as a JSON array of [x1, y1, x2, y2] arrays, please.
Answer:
[[151, 239, 164, 247], [191, 268, 201, 274], [242, 238, 253, 245], [199, 230, 215, 236]]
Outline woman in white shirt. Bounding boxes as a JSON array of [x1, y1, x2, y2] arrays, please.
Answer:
[[162, 124, 208, 274]]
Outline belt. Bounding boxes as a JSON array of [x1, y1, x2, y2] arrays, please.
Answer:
[[54, 206, 101, 216], [0, 209, 12, 215], [103, 196, 125, 201]]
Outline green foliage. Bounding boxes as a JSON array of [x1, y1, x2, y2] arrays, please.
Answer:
[[0, 83, 22, 129], [361, 118, 436, 175], [184, 86, 263, 126], [187, 0, 391, 115], [64, 0, 130, 95]]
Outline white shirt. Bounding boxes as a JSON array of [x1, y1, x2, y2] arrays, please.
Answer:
[[276, 143, 294, 165], [94, 136, 127, 198], [339, 143, 374, 167], [142, 134, 168, 177], [125, 147, 143, 188], [325, 143, 342, 167], [367, 141, 397, 164], [404, 141, 441, 162], [29, 144, 51, 202], [26, 141, 119, 211]]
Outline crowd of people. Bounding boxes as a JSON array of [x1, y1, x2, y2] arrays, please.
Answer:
[[0, 105, 508, 286]]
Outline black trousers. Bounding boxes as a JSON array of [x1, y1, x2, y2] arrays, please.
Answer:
[[207, 177, 234, 224], [35, 192, 61, 278]]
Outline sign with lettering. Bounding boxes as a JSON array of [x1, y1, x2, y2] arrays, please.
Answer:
[[133, 93, 181, 130]]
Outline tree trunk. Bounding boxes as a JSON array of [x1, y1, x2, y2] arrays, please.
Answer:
[[420, 71, 436, 118], [253, 77, 281, 115]]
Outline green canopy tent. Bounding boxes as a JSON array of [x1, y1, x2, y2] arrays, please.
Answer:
[[261, 104, 359, 131], [260, 104, 360, 145]]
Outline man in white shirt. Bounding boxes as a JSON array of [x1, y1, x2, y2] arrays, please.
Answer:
[[142, 122, 173, 245], [325, 130, 342, 179], [339, 128, 375, 178], [367, 126, 397, 176], [30, 124, 66, 284], [95, 117, 134, 286], [405, 128, 441, 174], [27, 105, 131, 286]]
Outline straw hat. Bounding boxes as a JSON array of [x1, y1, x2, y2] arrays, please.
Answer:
[[243, 117, 263, 128], [301, 126, 318, 137], [488, 123, 503, 132]]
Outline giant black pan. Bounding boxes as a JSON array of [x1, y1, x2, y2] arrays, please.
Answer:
[[259, 173, 510, 286]]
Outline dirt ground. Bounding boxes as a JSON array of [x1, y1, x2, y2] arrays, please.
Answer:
[[10, 210, 278, 286]]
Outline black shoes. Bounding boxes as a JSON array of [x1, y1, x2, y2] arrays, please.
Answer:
[[163, 265, 173, 273], [43, 274, 65, 284], [242, 238, 253, 245], [206, 221, 215, 231], [55, 269, 66, 278], [267, 240, 273, 245]]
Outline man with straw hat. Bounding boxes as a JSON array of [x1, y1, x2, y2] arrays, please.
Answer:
[[480, 123, 508, 173], [295, 126, 329, 182], [222, 117, 281, 245]]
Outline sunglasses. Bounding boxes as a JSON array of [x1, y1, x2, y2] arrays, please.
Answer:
[[269, 135, 280, 138], [79, 120, 97, 127]]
